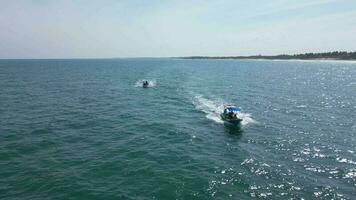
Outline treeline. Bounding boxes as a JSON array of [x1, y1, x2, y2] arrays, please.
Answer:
[[182, 51, 356, 60]]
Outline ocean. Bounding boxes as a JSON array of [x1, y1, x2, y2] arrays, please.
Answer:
[[0, 58, 355, 199]]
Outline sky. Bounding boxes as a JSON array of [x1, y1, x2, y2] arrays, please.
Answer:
[[0, 0, 356, 58]]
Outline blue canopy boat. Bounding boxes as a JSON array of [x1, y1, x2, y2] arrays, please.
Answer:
[[221, 104, 243, 124]]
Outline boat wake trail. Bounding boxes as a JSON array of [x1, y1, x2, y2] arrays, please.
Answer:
[[135, 80, 156, 88], [193, 95, 224, 124], [192, 95, 256, 126]]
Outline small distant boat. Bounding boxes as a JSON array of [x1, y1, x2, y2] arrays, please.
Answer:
[[221, 104, 243, 124], [142, 80, 149, 88]]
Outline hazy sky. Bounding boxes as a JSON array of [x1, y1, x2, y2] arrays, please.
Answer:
[[1, 0, 356, 58]]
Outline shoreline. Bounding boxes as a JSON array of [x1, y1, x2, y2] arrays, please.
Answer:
[[174, 57, 356, 63], [177, 57, 356, 62], [178, 51, 356, 61]]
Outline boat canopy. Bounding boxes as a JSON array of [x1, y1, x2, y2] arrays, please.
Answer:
[[225, 106, 241, 112]]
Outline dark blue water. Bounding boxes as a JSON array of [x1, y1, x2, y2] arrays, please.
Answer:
[[0, 59, 355, 199]]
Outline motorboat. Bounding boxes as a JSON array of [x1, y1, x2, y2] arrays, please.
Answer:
[[220, 104, 243, 124], [142, 80, 149, 88]]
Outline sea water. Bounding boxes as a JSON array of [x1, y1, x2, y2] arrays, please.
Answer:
[[0, 58, 355, 199]]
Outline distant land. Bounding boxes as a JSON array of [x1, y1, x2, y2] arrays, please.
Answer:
[[180, 51, 356, 60]]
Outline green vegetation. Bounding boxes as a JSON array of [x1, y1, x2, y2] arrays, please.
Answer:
[[182, 51, 356, 60]]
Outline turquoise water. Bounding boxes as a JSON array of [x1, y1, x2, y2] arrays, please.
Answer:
[[0, 59, 355, 199]]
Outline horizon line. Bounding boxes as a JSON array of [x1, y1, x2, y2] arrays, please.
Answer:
[[0, 51, 355, 60]]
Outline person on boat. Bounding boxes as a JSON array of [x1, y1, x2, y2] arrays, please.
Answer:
[[228, 111, 234, 119]]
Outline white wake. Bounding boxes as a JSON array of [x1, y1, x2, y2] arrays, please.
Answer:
[[192, 95, 255, 126]]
